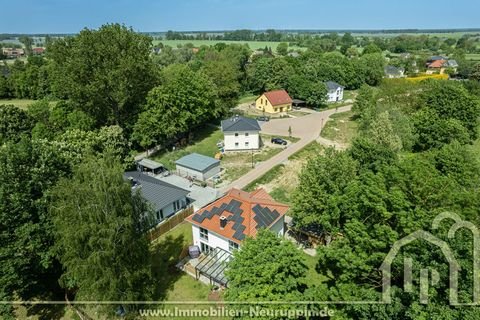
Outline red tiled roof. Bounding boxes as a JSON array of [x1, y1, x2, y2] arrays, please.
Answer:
[[427, 59, 446, 68], [263, 89, 292, 106], [185, 188, 289, 243]]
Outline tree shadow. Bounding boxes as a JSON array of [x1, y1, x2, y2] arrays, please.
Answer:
[[151, 234, 187, 300]]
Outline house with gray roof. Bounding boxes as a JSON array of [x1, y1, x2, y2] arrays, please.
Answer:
[[221, 115, 261, 151], [325, 81, 345, 102], [124, 171, 190, 225], [384, 65, 406, 78], [175, 153, 221, 181]]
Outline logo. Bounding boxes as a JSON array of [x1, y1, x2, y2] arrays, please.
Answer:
[[380, 212, 480, 305]]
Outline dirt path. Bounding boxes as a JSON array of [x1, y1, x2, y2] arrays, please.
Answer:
[[219, 105, 352, 193]]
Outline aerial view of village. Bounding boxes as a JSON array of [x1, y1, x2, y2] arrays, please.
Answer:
[[1, 0, 480, 319]]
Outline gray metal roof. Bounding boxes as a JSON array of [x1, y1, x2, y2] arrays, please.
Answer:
[[445, 60, 458, 68], [137, 158, 164, 170], [325, 81, 344, 91], [221, 116, 261, 132], [384, 65, 405, 75], [124, 171, 189, 211], [175, 153, 220, 173]]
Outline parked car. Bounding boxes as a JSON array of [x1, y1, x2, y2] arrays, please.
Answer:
[[256, 116, 270, 122], [271, 137, 287, 145]]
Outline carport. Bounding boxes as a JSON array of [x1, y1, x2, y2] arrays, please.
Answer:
[[292, 99, 306, 109], [195, 248, 232, 287]]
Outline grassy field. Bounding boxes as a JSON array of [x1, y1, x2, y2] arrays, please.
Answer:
[[238, 93, 258, 104], [152, 126, 223, 170], [320, 111, 358, 145], [243, 141, 324, 204], [466, 53, 480, 61], [153, 40, 305, 51], [0, 98, 38, 109]]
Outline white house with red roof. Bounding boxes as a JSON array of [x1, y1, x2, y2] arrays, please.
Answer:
[[255, 89, 293, 114], [185, 188, 288, 255]]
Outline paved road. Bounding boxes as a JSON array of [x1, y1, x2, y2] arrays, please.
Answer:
[[219, 105, 352, 193]]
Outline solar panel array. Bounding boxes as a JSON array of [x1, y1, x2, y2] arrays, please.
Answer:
[[192, 199, 280, 241], [252, 204, 280, 228]]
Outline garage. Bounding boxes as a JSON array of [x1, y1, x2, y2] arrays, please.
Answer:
[[175, 153, 220, 182]]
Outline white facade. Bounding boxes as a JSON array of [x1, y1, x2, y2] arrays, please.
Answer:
[[191, 215, 285, 254], [326, 87, 344, 102], [223, 130, 260, 151], [153, 197, 188, 224], [176, 164, 220, 181]]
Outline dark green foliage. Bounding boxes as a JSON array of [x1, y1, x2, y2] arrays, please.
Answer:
[[132, 64, 219, 149], [0, 104, 34, 143], [48, 23, 157, 127], [49, 154, 153, 310], [0, 139, 69, 318], [292, 79, 480, 319], [225, 229, 308, 314]]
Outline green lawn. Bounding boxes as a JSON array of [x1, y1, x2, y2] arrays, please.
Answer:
[[466, 53, 480, 61], [152, 126, 223, 170], [245, 164, 285, 192], [238, 93, 258, 104], [0, 98, 38, 109], [320, 111, 358, 144], [289, 141, 324, 161], [302, 252, 326, 287], [153, 40, 305, 51]]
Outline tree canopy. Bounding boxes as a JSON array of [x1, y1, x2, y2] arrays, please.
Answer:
[[48, 23, 157, 127]]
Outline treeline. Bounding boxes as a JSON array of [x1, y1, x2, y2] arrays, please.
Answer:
[[289, 79, 480, 318], [163, 29, 480, 54]]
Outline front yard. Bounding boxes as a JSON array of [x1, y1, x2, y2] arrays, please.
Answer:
[[151, 125, 298, 186]]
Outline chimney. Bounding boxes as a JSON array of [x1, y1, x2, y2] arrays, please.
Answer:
[[220, 216, 227, 229]]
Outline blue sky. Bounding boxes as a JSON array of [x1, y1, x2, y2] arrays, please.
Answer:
[[1, 0, 479, 34]]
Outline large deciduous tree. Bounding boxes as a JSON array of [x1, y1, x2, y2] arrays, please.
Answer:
[[225, 229, 307, 312], [132, 64, 219, 149], [0, 138, 69, 319], [49, 154, 153, 311], [0, 104, 34, 144], [48, 23, 157, 127]]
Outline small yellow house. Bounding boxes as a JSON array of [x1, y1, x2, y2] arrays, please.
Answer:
[[255, 89, 293, 114]]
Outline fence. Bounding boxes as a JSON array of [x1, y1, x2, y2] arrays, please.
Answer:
[[147, 206, 194, 242]]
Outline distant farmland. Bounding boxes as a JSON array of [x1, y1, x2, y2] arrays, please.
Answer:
[[152, 39, 306, 51]]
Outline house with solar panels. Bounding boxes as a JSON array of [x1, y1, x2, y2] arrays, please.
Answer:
[[185, 188, 288, 255], [221, 115, 261, 151]]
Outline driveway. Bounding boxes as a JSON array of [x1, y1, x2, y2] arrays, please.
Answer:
[[219, 105, 352, 193], [158, 174, 219, 211]]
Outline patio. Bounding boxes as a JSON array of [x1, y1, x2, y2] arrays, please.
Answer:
[[178, 247, 233, 288]]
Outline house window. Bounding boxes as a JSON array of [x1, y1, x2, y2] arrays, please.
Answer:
[[245, 141, 249, 147], [261, 98, 263, 104], [200, 227, 209, 241], [245, 132, 249, 137], [229, 240, 239, 252], [173, 200, 180, 211], [235, 133, 239, 137], [200, 242, 214, 254], [235, 142, 239, 148]]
